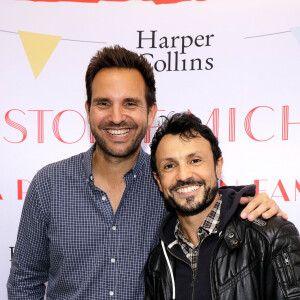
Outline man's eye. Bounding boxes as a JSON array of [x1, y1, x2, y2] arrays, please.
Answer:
[[164, 164, 174, 170], [125, 102, 137, 107], [191, 159, 201, 164], [98, 102, 108, 106]]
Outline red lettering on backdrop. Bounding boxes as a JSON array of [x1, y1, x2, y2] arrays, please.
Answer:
[[52, 110, 86, 144], [4, 109, 27, 143], [244, 106, 274, 142], [206, 108, 219, 138], [282, 106, 300, 140], [0, 194, 3, 200], [144, 108, 162, 143], [144, 126, 151, 144], [27, 0, 205, 3], [28, 110, 53, 143], [144, 126, 159, 143], [229, 108, 236, 142], [149, 0, 189, 4], [17, 179, 31, 200], [271, 180, 289, 201], [295, 180, 300, 200], [254, 179, 268, 195], [219, 180, 226, 187]]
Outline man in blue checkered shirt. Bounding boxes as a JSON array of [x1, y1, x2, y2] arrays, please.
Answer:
[[7, 46, 286, 300]]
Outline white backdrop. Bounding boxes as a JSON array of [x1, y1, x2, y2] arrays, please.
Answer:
[[1, 0, 300, 298]]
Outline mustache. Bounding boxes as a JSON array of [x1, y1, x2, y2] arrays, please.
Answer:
[[99, 121, 138, 129], [170, 178, 206, 192]]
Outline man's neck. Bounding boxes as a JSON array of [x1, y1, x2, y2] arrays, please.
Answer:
[[91, 145, 141, 213], [177, 193, 220, 246], [92, 145, 140, 182]]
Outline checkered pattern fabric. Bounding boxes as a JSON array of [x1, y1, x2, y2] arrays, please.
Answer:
[[7, 145, 167, 300], [174, 196, 222, 278]]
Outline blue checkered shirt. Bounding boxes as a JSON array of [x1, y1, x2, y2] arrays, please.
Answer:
[[7, 145, 167, 300]]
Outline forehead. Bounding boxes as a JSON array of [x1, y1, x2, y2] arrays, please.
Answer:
[[91, 68, 146, 100], [155, 134, 213, 161]]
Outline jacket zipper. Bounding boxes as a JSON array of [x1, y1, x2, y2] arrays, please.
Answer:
[[191, 279, 194, 300], [166, 248, 194, 300], [166, 232, 223, 300], [282, 250, 296, 286]]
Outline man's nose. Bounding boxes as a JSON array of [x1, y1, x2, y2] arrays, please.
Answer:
[[110, 104, 126, 125], [176, 165, 192, 182]]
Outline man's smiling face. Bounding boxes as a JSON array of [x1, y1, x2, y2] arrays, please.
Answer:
[[154, 133, 223, 216], [86, 68, 156, 159]]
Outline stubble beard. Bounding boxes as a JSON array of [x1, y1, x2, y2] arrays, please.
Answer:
[[90, 121, 148, 159], [165, 179, 219, 216]]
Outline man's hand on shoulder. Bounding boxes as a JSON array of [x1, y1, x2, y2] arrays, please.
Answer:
[[239, 192, 288, 221]]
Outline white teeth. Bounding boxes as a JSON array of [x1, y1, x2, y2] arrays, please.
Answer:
[[176, 185, 200, 194], [107, 129, 130, 136]]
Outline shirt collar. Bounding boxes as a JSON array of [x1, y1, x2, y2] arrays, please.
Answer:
[[174, 195, 223, 247], [201, 194, 222, 234], [82, 143, 96, 181], [82, 143, 148, 181], [124, 146, 149, 178]]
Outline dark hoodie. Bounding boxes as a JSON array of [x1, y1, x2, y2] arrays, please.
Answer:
[[158, 185, 256, 300]]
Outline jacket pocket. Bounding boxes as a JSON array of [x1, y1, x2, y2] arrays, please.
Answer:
[[277, 249, 297, 287]]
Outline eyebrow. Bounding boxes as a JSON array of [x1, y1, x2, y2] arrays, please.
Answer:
[[123, 97, 143, 103], [92, 97, 143, 103], [159, 152, 202, 163], [92, 97, 109, 102]]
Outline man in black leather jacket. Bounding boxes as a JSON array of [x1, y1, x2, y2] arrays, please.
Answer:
[[145, 112, 300, 300]]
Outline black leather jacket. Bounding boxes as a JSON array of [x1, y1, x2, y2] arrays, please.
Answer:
[[145, 186, 300, 300]]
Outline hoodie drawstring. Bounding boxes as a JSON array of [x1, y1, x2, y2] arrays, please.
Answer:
[[161, 240, 176, 299]]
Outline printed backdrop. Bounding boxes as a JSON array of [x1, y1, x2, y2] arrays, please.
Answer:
[[0, 0, 300, 297]]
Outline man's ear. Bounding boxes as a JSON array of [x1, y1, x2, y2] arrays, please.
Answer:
[[152, 171, 163, 192], [215, 157, 223, 179], [147, 103, 157, 127]]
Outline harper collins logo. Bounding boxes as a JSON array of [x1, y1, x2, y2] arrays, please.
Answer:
[[137, 30, 214, 72]]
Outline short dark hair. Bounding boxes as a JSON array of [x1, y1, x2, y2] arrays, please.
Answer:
[[150, 112, 222, 174], [85, 45, 156, 110]]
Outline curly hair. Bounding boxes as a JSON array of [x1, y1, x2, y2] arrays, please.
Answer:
[[150, 112, 222, 174]]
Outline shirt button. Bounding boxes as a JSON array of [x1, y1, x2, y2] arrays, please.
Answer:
[[111, 258, 116, 263], [102, 196, 106, 201], [90, 175, 93, 181], [109, 291, 114, 296], [133, 174, 137, 178], [112, 226, 117, 231]]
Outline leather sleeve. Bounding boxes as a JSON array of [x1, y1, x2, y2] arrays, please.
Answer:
[[144, 251, 158, 300], [144, 245, 173, 300], [269, 221, 300, 299]]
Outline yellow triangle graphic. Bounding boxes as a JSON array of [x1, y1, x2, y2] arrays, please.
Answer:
[[18, 31, 62, 78]]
